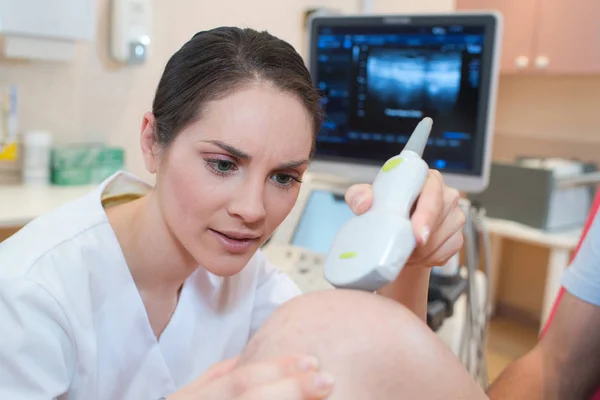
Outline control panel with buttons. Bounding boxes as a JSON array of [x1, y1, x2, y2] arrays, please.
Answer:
[[261, 244, 334, 293]]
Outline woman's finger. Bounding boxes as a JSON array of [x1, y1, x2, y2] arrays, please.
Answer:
[[427, 230, 465, 267], [441, 186, 461, 220], [204, 354, 321, 399], [411, 170, 445, 245], [344, 183, 372, 215], [237, 371, 335, 400], [411, 207, 466, 266], [196, 356, 241, 384]]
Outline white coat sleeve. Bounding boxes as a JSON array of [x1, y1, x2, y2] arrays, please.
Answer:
[[0, 278, 75, 399], [249, 251, 302, 336]]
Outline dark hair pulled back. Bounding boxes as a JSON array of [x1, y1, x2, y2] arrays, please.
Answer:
[[152, 26, 324, 148]]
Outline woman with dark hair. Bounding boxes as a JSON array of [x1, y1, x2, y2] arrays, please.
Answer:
[[0, 27, 466, 399]]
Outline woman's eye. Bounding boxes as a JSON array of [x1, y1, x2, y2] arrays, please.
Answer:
[[216, 160, 234, 172], [274, 174, 296, 186], [205, 158, 238, 176]]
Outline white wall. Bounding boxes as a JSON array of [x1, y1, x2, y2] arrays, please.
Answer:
[[0, 0, 455, 181]]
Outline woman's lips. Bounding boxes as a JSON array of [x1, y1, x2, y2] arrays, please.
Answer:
[[209, 229, 259, 254]]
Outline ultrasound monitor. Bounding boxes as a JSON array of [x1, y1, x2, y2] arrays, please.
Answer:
[[306, 13, 502, 193]]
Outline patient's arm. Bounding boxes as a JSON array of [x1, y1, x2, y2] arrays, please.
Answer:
[[238, 289, 487, 399], [488, 292, 600, 399]]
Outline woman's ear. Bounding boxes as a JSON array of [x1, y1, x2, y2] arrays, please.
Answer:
[[140, 112, 160, 174]]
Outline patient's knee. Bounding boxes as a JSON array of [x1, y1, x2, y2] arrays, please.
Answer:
[[238, 289, 486, 399], [241, 290, 430, 368]]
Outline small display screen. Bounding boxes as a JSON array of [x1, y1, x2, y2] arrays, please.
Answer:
[[311, 19, 492, 175], [291, 190, 355, 254]]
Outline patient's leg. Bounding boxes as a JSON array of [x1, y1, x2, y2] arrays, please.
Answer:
[[238, 289, 487, 399]]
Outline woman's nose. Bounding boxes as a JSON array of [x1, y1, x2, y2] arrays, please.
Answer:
[[227, 181, 267, 224]]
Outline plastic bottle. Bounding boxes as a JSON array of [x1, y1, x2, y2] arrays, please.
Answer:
[[22, 130, 52, 185]]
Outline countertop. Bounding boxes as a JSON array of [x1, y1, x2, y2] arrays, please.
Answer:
[[0, 184, 94, 228]]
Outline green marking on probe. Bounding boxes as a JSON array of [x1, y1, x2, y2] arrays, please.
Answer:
[[339, 251, 358, 259], [382, 157, 403, 172]]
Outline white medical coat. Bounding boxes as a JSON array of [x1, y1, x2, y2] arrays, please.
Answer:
[[0, 172, 301, 399]]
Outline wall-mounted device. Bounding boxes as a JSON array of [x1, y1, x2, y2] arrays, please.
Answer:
[[110, 0, 152, 64]]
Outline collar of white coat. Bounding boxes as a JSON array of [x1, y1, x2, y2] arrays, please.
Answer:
[[99, 170, 153, 200], [97, 170, 231, 290]]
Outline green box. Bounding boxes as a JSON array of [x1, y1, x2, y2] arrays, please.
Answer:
[[51, 145, 125, 186], [92, 147, 125, 183]]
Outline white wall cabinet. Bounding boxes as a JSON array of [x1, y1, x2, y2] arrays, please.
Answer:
[[0, 0, 96, 61]]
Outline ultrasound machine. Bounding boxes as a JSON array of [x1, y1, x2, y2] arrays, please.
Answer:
[[261, 12, 502, 387]]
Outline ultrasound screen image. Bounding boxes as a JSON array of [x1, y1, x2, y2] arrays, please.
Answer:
[[366, 49, 462, 115], [312, 22, 489, 174]]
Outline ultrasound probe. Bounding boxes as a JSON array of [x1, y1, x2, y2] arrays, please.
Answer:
[[323, 117, 433, 291]]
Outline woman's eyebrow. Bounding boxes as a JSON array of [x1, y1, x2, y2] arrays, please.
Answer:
[[201, 139, 308, 170], [278, 160, 309, 170], [201, 140, 251, 160]]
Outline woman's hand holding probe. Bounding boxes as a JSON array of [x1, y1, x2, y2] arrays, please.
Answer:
[[165, 354, 334, 399], [345, 169, 465, 269]]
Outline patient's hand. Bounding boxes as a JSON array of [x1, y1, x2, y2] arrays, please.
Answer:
[[167, 354, 333, 400], [345, 169, 465, 268]]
